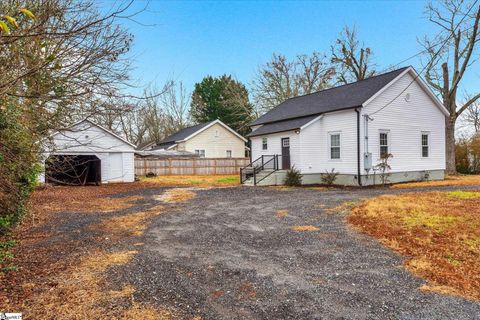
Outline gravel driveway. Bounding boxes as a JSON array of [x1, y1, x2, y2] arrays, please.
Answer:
[[109, 185, 480, 319]]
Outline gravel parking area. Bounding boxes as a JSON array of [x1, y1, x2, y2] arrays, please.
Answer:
[[114, 186, 480, 319]]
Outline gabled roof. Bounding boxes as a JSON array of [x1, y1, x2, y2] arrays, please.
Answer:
[[247, 114, 319, 137], [158, 121, 215, 145], [156, 119, 247, 147], [136, 140, 156, 151], [250, 67, 409, 126], [51, 118, 136, 148], [151, 141, 177, 151]]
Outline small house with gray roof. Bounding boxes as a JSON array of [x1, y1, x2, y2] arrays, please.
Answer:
[[150, 119, 248, 158], [243, 66, 449, 186]]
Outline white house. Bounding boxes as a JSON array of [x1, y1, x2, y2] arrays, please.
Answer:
[[147, 119, 248, 158], [244, 66, 449, 186], [39, 119, 136, 184]]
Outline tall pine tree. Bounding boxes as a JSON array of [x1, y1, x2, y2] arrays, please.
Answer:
[[190, 75, 253, 136]]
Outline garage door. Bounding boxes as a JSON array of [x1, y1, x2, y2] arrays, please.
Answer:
[[109, 153, 124, 182]]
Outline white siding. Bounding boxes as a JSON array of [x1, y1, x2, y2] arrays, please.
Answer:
[[361, 71, 446, 173], [250, 131, 300, 166], [122, 152, 135, 182], [183, 123, 246, 158], [250, 70, 446, 177], [48, 121, 134, 153], [298, 109, 358, 174], [40, 121, 135, 183]]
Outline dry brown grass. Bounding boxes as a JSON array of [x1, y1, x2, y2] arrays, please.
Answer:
[[21, 250, 175, 319], [349, 190, 480, 300], [291, 225, 320, 232], [276, 209, 289, 218], [95, 205, 164, 238], [1, 184, 179, 319], [324, 201, 360, 215], [157, 188, 196, 203], [392, 174, 480, 189], [140, 175, 239, 187]]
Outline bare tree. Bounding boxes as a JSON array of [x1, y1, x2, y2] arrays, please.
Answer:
[[161, 80, 191, 134], [462, 99, 480, 133], [252, 52, 334, 114], [331, 25, 376, 85], [422, 0, 480, 173], [0, 0, 146, 227]]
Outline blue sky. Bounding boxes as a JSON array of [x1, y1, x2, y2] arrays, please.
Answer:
[[116, 0, 477, 97]]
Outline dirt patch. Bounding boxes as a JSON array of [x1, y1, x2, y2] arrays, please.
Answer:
[[291, 225, 320, 232], [348, 190, 480, 300]]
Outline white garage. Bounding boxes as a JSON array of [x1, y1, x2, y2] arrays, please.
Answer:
[[39, 119, 135, 185]]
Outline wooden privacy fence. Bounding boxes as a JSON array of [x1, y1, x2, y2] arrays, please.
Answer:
[[135, 157, 250, 176]]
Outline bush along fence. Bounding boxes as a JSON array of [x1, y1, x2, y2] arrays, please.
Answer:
[[134, 157, 250, 176]]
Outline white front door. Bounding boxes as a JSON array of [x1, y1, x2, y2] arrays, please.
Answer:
[[108, 153, 123, 182]]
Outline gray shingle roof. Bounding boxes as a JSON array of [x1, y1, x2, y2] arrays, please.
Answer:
[[250, 67, 408, 126], [151, 141, 178, 151], [157, 121, 215, 145], [247, 115, 319, 137]]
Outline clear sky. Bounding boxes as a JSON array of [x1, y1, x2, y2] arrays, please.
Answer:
[[116, 0, 477, 97]]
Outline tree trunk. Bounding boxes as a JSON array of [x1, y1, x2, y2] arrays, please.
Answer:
[[445, 115, 457, 174]]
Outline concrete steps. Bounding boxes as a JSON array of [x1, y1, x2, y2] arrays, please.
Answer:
[[242, 170, 287, 186]]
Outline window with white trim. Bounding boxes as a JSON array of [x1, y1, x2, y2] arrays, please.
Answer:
[[226, 150, 232, 158], [195, 149, 205, 157], [329, 133, 341, 160], [422, 133, 429, 157], [379, 131, 389, 158], [262, 137, 268, 150]]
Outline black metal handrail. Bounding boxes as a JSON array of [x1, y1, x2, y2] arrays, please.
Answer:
[[240, 155, 275, 184], [255, 155, 278, 185]]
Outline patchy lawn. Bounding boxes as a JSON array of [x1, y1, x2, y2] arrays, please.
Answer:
[[139, 174, 240, 187], [349, 190, 480, 300], [392, 174, 480, 189]]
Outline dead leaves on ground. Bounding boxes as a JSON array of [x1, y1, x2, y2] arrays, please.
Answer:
[[349, 190, 480, 300], [291, 225, 320, 232], [391, 174, 480, 189]]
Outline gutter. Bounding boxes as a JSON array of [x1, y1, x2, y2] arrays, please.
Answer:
[[355, 108, 362, 186]]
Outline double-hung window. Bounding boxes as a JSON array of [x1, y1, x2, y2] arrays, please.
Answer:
[[379, 131, 389, 158], [421, 133, 429, 157], [262, 137, 268, 150], [330, 133, 341, 160], [195, 149, 205, 157], [226, 150, 232, 158]]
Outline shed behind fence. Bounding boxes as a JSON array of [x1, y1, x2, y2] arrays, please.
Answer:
[[135, 157, 250, 176]]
